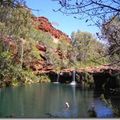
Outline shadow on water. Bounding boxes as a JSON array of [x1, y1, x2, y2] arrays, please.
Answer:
[[0, 83, 117, 118]]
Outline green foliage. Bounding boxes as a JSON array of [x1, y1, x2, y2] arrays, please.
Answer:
[[39, 74, 50, 83], [0, 5, 32, 37], [71, 30, 108, 67], [42, 35, 72, 72], [0, 4, 52, 86], [0, 2, 109, 87], [29, 28, 56, 49], [83, 72, 94, 88]]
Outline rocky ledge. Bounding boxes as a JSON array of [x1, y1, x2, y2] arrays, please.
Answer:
[[33, 16, 71, 43]]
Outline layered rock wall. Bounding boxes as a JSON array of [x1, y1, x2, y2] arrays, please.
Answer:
[[33, 16, 71, 43]]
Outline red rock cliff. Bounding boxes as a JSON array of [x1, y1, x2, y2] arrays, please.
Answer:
[[33, 16, 71, 43]]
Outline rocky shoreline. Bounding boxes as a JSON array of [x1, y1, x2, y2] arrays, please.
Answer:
[[0, 65, 120, 90], [36, 65, 120, 82], [32, 65, 119, 92]]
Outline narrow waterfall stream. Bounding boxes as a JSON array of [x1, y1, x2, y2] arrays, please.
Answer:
[[70, 70, 76, 85]]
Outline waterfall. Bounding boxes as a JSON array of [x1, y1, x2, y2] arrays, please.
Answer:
[[57, 73, 60, 83], [70, 70, 76, 85]]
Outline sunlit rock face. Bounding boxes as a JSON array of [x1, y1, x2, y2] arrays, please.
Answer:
[[27, 16, 72, 73], [1, 16, 100, 75], [3, 36, 17, 55], [33, 16, 71, 43], [36, 43, 46, 52]]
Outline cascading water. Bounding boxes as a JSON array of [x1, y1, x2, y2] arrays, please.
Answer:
[[57, 73, 60, 83], [70, 70, 76, 85]]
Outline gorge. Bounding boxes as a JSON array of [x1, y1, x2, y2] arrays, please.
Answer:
[[0, 4, 120, 118]]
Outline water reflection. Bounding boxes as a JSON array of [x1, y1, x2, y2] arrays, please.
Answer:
[[93, 98, 113, 118], [0, 83, 115, 118]]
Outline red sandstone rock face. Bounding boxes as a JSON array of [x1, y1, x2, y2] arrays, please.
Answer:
[[3, 36, 17, 55], [33, 16, 71, 43], [1, 16, 72, 73], [36, 43, 46, 52], [29, 60, 53, 73]]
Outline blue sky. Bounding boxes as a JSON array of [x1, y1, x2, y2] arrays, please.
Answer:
[[26, 0, 99, 37]]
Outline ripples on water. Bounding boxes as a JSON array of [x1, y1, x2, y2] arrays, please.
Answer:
[[0, 83, 116, 118]]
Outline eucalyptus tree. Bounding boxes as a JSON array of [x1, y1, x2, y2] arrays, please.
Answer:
[[71, 31, 108, 66]]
